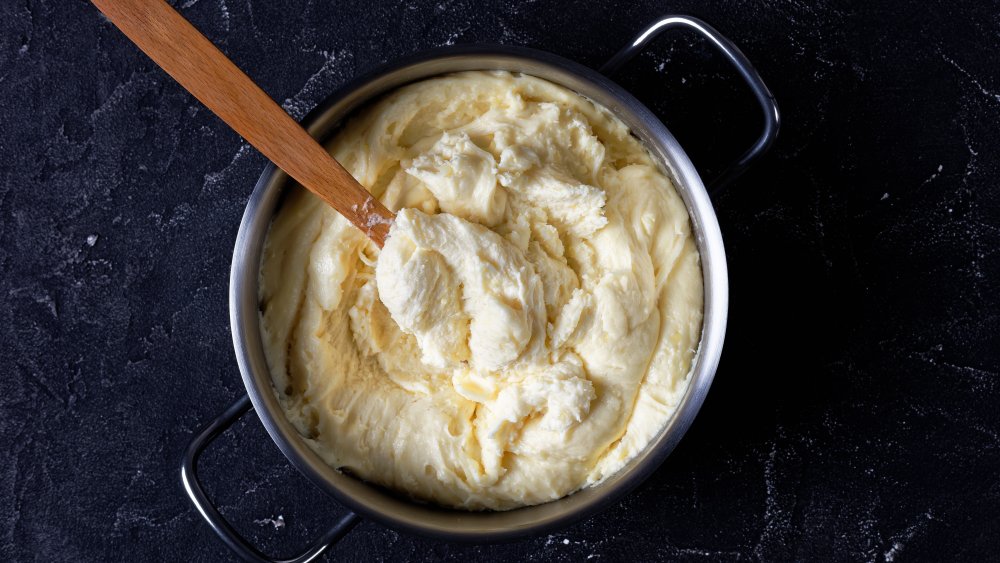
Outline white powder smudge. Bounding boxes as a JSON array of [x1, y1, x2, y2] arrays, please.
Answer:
[[921, 164, 944, 186], [218, 0, 230, 32], [254, 515, 285, 530], [883, 510, 934, 562]]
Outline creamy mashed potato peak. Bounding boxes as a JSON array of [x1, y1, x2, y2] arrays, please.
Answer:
[[259, 71, 703, 510]]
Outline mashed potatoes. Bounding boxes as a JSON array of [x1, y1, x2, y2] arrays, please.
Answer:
[[259, 71, 703, 510]]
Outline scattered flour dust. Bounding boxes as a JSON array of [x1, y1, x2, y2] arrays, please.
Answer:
[[542, 535, 602, 559], [883, 510, 934, 562], [254, 515, 286, 530]]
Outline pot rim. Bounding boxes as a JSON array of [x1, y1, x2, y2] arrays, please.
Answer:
[[229, 43, 728, 541]]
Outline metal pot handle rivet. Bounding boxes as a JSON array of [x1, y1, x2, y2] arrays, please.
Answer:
[[180, 395, 360, 562], [600, 15, 781, 193]]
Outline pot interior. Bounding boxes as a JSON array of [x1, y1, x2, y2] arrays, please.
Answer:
[[230, 45, 727, 541]]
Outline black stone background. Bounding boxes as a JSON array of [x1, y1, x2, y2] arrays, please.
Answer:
[[2, 0, 999, 560]]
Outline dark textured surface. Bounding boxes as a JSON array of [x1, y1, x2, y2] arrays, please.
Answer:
[[2, 0, 999, 560]]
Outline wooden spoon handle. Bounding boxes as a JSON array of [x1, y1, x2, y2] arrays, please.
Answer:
[[92, 0, 394, 246]]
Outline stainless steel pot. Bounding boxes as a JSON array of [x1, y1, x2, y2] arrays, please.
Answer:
[[181, 15, 778, 562]]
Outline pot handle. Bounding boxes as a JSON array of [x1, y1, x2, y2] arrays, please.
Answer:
[[600, 15, 780, 193], [181, 395, 360, 563]]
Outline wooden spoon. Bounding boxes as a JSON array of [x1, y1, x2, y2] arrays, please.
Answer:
[[91, 0, 395, 246]]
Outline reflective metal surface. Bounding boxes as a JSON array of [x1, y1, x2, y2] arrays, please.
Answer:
[[600, 16, 780, 192], [181, 395, 360, 562]]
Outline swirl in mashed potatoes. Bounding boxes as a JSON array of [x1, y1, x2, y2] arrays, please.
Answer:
[[259, 71, 703, 510]]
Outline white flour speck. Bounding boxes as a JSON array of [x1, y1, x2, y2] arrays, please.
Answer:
[[921, 164, 944, 186]]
